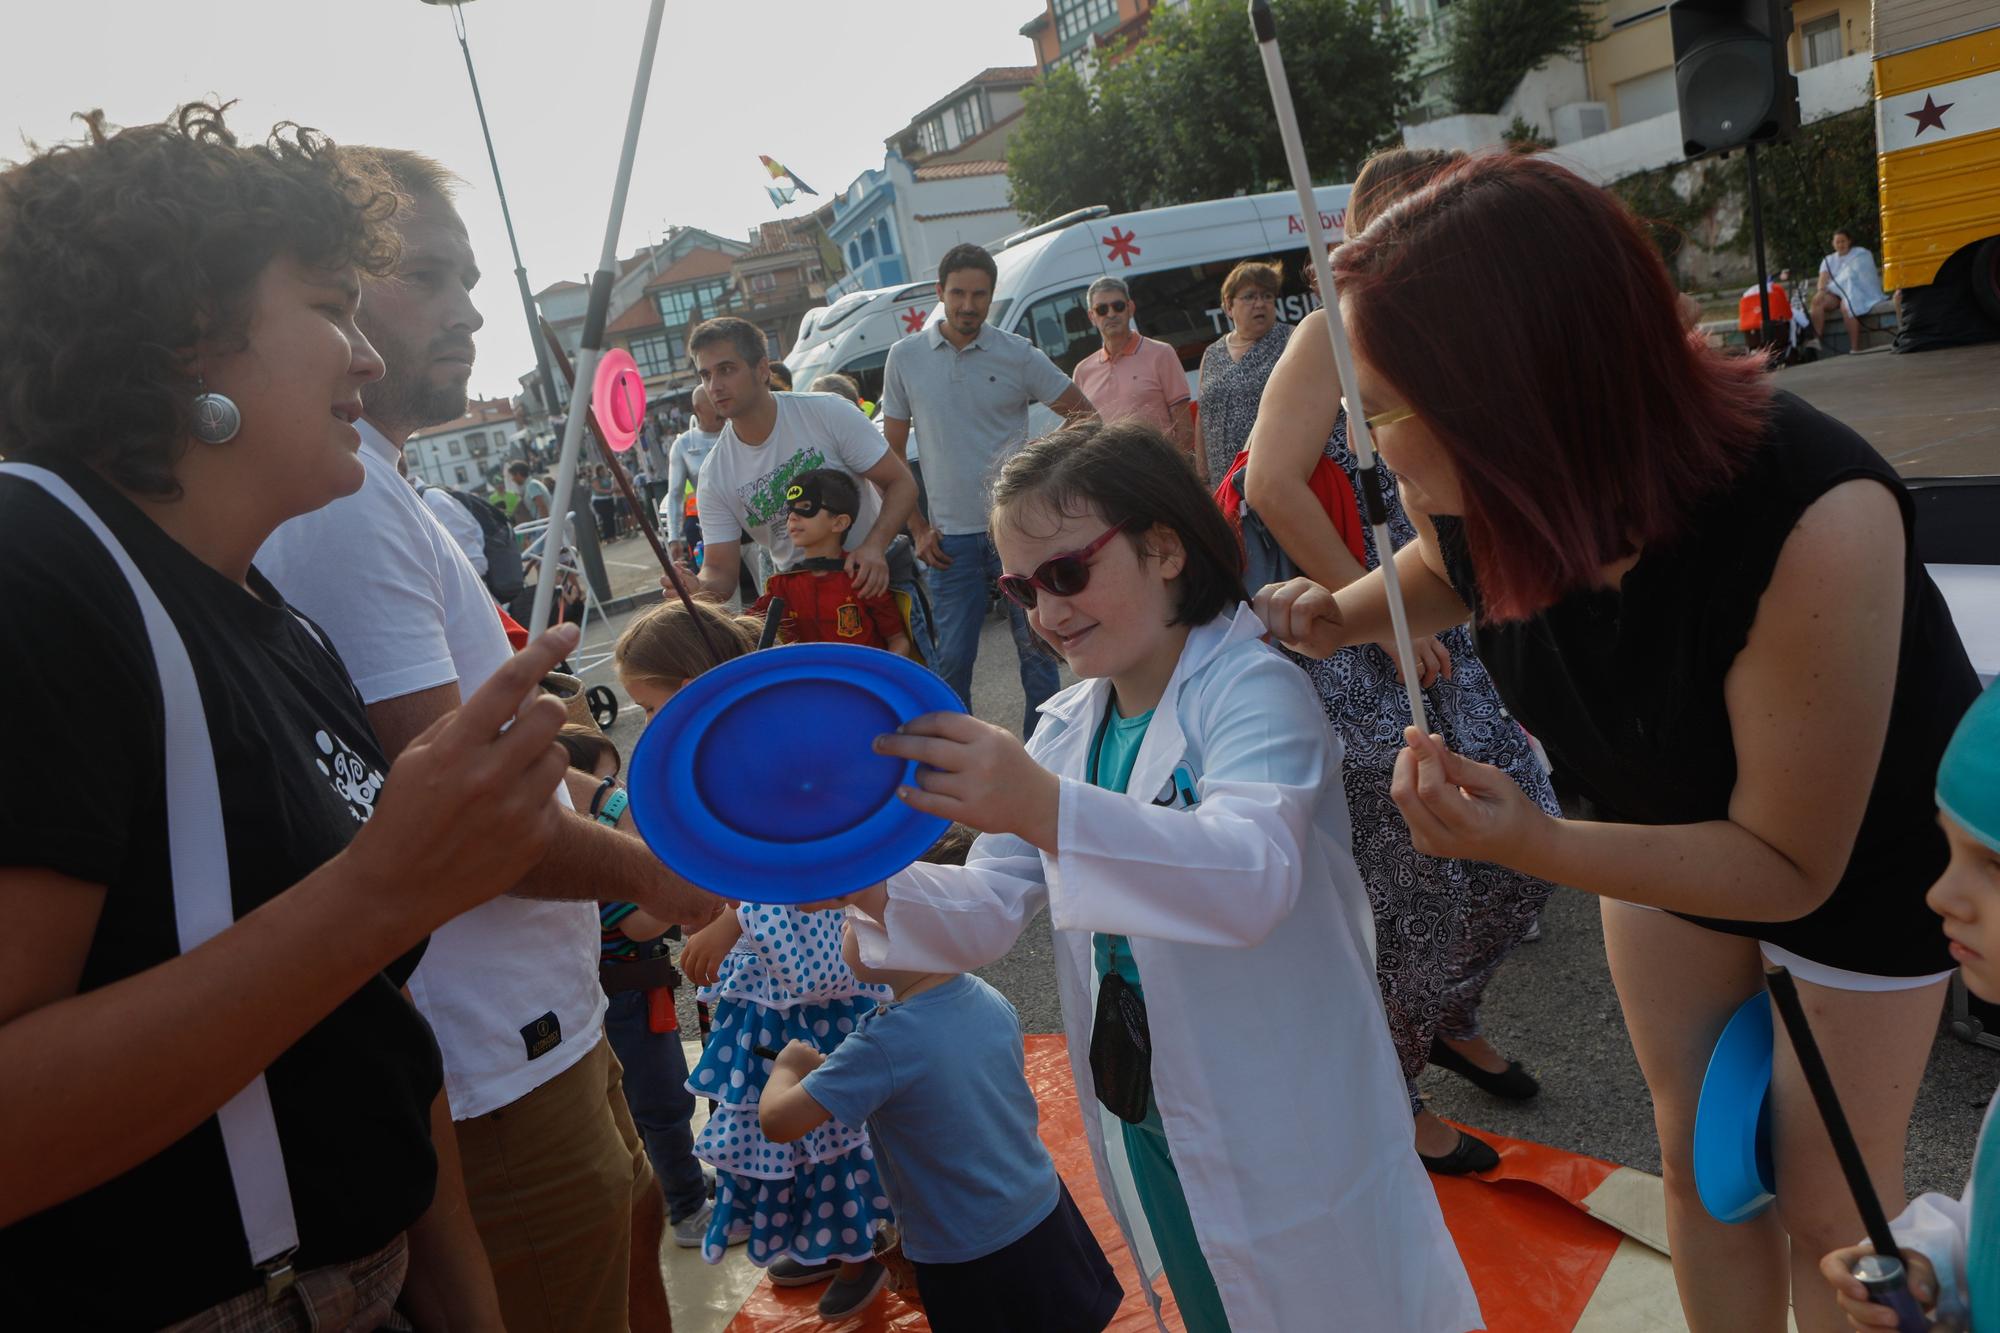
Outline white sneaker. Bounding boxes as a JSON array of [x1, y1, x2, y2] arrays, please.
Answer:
[[671, 1199, 714, 1249]]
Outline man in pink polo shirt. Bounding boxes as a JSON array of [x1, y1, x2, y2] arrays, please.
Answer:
[[1072, 276, 1194, 462]]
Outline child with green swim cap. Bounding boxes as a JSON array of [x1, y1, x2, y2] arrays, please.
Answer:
[[1820, 681, 2000, 1331]]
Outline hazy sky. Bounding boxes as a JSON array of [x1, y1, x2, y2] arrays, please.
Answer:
[[2, 0, 1039, 399]]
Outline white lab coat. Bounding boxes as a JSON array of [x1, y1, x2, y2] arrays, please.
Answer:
[[850, 605, 1480, 1332], [1875, 1084, 1994, 1328]]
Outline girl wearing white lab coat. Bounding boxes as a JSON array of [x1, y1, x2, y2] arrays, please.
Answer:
[[851, 421, 1478, 1333]]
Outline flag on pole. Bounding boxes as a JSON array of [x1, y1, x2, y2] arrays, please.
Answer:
[[758, 154, 819, 197]]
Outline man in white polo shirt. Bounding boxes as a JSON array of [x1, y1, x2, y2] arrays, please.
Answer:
[[260, 150, 713, 1333]]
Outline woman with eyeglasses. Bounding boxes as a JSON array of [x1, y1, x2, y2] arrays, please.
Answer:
[[1256, 150, 1978, 1332], [1195, 260, 1294, 487], [1241, 147, 1559, 1176]]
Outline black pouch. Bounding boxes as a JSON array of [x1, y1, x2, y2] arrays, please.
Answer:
[[1089, 972, 1154, 1124]]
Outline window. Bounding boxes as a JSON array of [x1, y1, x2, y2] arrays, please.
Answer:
[[448, 439, 462, 456], [454, 465, 470, 486], [861, 231, 879, 262], [466, 431, 487, 456], [919, 117, 947, 155], [654, 277, 730, 332], [876, 219, 895, 256], [750, 271, 778, 294], [1018, 287, 1095, 375], [848, 241, 862, 268], [1612, 67, 1678, 126], [765, 325, 784, 359], [954, 96, 985, 142], [629, 332, 674, 378], [1801, 13, 1842, 67], [1055, 0, 1117, 42]]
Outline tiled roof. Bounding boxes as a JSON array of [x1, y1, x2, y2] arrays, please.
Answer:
[[644, 245, 738, 290], [973, 66, 1037, 85], [913, 159, 1011, 180], [409, 396, 518, 440], [606, 296, 663, 334], [911, 206, 1014, 222]]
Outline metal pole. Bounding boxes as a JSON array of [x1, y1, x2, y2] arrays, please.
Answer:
[[1745, 143, 1776, 362], [527, 0, 669, 635], [436, 0, 609, 602], [1248, 0, 1427, 731]]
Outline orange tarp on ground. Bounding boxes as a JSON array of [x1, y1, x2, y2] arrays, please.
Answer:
[[727, 1036, 1630, 1333]]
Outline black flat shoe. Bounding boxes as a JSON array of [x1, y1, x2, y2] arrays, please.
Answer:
[[1419, 1128, 1501, 1176], [1429, 1035, 1540, 1101]]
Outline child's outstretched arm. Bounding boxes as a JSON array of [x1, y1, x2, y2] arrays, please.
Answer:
[[883, 655, 1331, 949], [678, 904, 743, 987], [760, 1041, 833, 1144]]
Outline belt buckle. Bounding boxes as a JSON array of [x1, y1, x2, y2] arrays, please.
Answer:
[[260, 1249, 299, 1303]]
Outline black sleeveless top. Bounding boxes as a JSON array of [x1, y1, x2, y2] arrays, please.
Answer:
[[1435, 391, 1979, 976]]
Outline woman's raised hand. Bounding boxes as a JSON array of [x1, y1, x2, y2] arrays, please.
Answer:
[[346, 623, 580, 929], [1252, 577, 1348, 658], [1389, 726, 1551, 868]]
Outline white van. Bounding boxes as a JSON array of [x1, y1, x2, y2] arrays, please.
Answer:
[[785, 280, 940, 404], [979, 185, 1354, 433]]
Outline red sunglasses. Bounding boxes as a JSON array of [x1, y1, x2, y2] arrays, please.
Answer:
[[995, 524, 1128, 609]]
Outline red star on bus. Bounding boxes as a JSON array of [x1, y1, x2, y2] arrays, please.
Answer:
[[1907, 94, 1953, 135], [900, 305, 927, 333], [1103, 226, 1142, 268]]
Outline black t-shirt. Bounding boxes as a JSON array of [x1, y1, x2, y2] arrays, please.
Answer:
[[0, 464, 443, 1327], [1435, 392, 1980, 975]]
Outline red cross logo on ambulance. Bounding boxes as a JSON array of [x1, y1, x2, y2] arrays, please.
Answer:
[[900, 305, 927, 334], [1103, 226, 1142, 267]]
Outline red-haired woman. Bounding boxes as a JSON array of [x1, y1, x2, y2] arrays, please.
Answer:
[[1256, 151, 1980, 1332]]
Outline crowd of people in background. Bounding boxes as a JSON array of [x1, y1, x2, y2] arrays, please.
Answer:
[[0, 95, 1990, 1333]]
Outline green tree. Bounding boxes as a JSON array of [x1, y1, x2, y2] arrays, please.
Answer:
[[1006, 64, 1150, 221], [1445, 0, 1598, 115], [1006, 0, 1417, 221]]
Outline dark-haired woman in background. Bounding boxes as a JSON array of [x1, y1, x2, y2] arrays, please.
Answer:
[[1257, 150, 1979, 1332], [1194, 259, 1292, 487], [0, 104, 579, 1328], [1246, 146, 1557, 1175]]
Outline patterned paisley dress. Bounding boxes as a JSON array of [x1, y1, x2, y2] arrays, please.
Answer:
[[1304, 412, 1561, 1110]]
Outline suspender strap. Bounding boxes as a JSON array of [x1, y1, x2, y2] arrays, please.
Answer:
[[0, 464, 300, 1296]]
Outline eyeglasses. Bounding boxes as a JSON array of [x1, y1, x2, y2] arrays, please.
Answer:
[[1231, 290, 1276, 306], [1092, 300, 1128, 316], [995, 525, 1128, 609], [1339, 395, 1416, 432]]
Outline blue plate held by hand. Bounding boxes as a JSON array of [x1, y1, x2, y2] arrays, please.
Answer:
[[625, 643, 963, 904], [1693, 991, 1776, 1223]]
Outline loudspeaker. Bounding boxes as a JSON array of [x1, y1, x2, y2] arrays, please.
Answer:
[[1670, 0, 1800, 159]]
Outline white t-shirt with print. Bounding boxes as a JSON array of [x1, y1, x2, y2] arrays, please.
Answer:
[[258, 421, 605, 1121], [695, 391, 887, 570]]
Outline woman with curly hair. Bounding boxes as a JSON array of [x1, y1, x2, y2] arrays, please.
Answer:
[[0, 103, 582, 1329]]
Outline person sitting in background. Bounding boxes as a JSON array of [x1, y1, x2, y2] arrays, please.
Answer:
[[753, 469, 912, 657], [1811, 228, 1887, 351], [811, 371, 867, 414]]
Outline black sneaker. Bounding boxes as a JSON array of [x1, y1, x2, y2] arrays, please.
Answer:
[[768, 1254, 840, 1287], [817, 1259, 888, 1321]]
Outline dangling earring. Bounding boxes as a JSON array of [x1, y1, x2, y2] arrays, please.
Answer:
[[191, 376, 241, 445]]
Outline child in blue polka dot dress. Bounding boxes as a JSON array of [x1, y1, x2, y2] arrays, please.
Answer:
[[676, 895, 895, 1304]]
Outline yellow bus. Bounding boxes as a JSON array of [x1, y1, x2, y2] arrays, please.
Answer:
[[1873, 1, 2000, 318]]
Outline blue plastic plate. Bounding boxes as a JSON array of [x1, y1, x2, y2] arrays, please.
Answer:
[[1693, 992, 1776, 1223], [626, 643, 962, 903]]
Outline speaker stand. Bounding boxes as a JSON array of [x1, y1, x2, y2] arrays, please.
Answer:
[[1744, 143, 1781, 366]]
